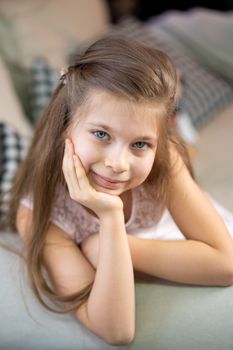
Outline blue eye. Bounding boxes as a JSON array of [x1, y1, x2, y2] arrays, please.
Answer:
[[133, 141, 149, 150], [92, 130, 150, 150], [93, 130, 108, 139]]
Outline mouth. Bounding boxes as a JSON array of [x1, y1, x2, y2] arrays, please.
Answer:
[[91, 171, 127, 189]]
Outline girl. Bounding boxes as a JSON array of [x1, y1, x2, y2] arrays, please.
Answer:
[[6, 36, 233, 345]]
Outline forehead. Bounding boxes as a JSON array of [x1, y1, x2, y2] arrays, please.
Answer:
[[75, 90, 163, 137]]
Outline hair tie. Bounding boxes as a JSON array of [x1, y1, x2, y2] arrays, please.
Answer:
[[60, 67, 68, 85]]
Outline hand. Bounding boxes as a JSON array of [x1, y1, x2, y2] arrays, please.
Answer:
[[62, 139, 123, 218], [81, 234, 99, 269]]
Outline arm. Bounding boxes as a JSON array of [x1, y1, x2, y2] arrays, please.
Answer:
[[81, 233, 233, 286], [87, 209, 135, 344], [127, 236, 233, 286], [128, 148, 233, 286], [50, 211, 135, 345], [17, 205, 135, 346], [43, 138, 135, 345], [81, 148, 233, 287]]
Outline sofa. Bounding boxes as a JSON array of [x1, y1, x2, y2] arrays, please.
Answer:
[[1, 1, 233, 349]]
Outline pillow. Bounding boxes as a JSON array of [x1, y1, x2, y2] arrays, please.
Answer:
[[0, 0, 109, 70], [29, 17, 233, 130], [105, 17, 233, 128], [28, 57, 59, 125], [148, 9, 233, 83], [0, 123, 30, 220], [0, 55, 33, 137], [0, 0, 109, 123]]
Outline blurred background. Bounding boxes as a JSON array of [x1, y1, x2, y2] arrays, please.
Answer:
[[105, 0, 233, 22], [0, 0, 232, 217]]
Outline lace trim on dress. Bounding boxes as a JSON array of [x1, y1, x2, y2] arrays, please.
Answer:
[[20, 183, 164, 244], [127, 184, 164, 233], [50, 185, 138, 243]]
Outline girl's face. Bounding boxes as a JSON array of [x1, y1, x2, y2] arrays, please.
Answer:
[[70, 90, 161, 196]]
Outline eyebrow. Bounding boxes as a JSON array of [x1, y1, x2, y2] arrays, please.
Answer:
[[87, 123, 158, 142]]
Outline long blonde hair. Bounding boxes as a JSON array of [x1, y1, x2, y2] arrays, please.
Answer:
[[3, 36, 193, 313]]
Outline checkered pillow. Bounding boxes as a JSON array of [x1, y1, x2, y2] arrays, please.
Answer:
[[106, 17, 233, 128], [0, 122, 30, 219], [29, 57, 59, 125]]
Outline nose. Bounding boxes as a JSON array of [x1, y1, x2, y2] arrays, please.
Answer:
[[104, 147, 130, 173]]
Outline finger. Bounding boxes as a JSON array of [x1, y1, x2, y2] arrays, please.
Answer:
[[62, 141, 76, 194], [67, 139, 90, 188], [73, 154, 90, 188], [63, 140, 81, 194]]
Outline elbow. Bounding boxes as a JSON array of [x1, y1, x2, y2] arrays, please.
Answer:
[[104, 327, 135, 346], [223, 275, 233, 287], [220, 254, 233, 287], [225, 264, 233, 286], [105, 332, 135, 346]]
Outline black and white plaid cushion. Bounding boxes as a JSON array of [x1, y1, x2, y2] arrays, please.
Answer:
[[29, 57, 59, 125], [0, 123, 30, 218], [106, 17, 233, 128]]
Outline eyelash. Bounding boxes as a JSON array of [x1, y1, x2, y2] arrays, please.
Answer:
[[92, 130, 150, 150]]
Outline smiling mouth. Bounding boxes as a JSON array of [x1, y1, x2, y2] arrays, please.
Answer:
[[91, 171, 127, 189]]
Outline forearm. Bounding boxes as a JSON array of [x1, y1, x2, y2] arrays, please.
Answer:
[[87, 210, 135, 344], [128, 236, 233, 286]]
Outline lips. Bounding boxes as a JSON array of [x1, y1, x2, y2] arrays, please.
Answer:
[[93, 172, 126, 183], [91, 171, 127, 189]]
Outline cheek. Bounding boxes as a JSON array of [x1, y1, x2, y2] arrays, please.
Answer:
[[129, 157, 155, 189], [148, 154, 156, 173], [137, 153, 156, 179], [138, 164, 152, 179], [73, 140, 101, 173], [143, 152, 155, 174]]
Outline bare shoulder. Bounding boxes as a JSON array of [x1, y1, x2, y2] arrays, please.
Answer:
[[168, 142, 187, 176], [16, 204, 96, 328], [167, 144, 233, 253], [16, 204, 33, 244]]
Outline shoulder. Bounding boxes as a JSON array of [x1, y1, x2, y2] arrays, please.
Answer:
[[16, 204, 33, 244], [166, 144, 233, 251], [16, 203, 95, 278], [167, 142, 196, 210], [16, 204, 96, 327], [168, 142, 187, 176], [42, 222, 96, 287]]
